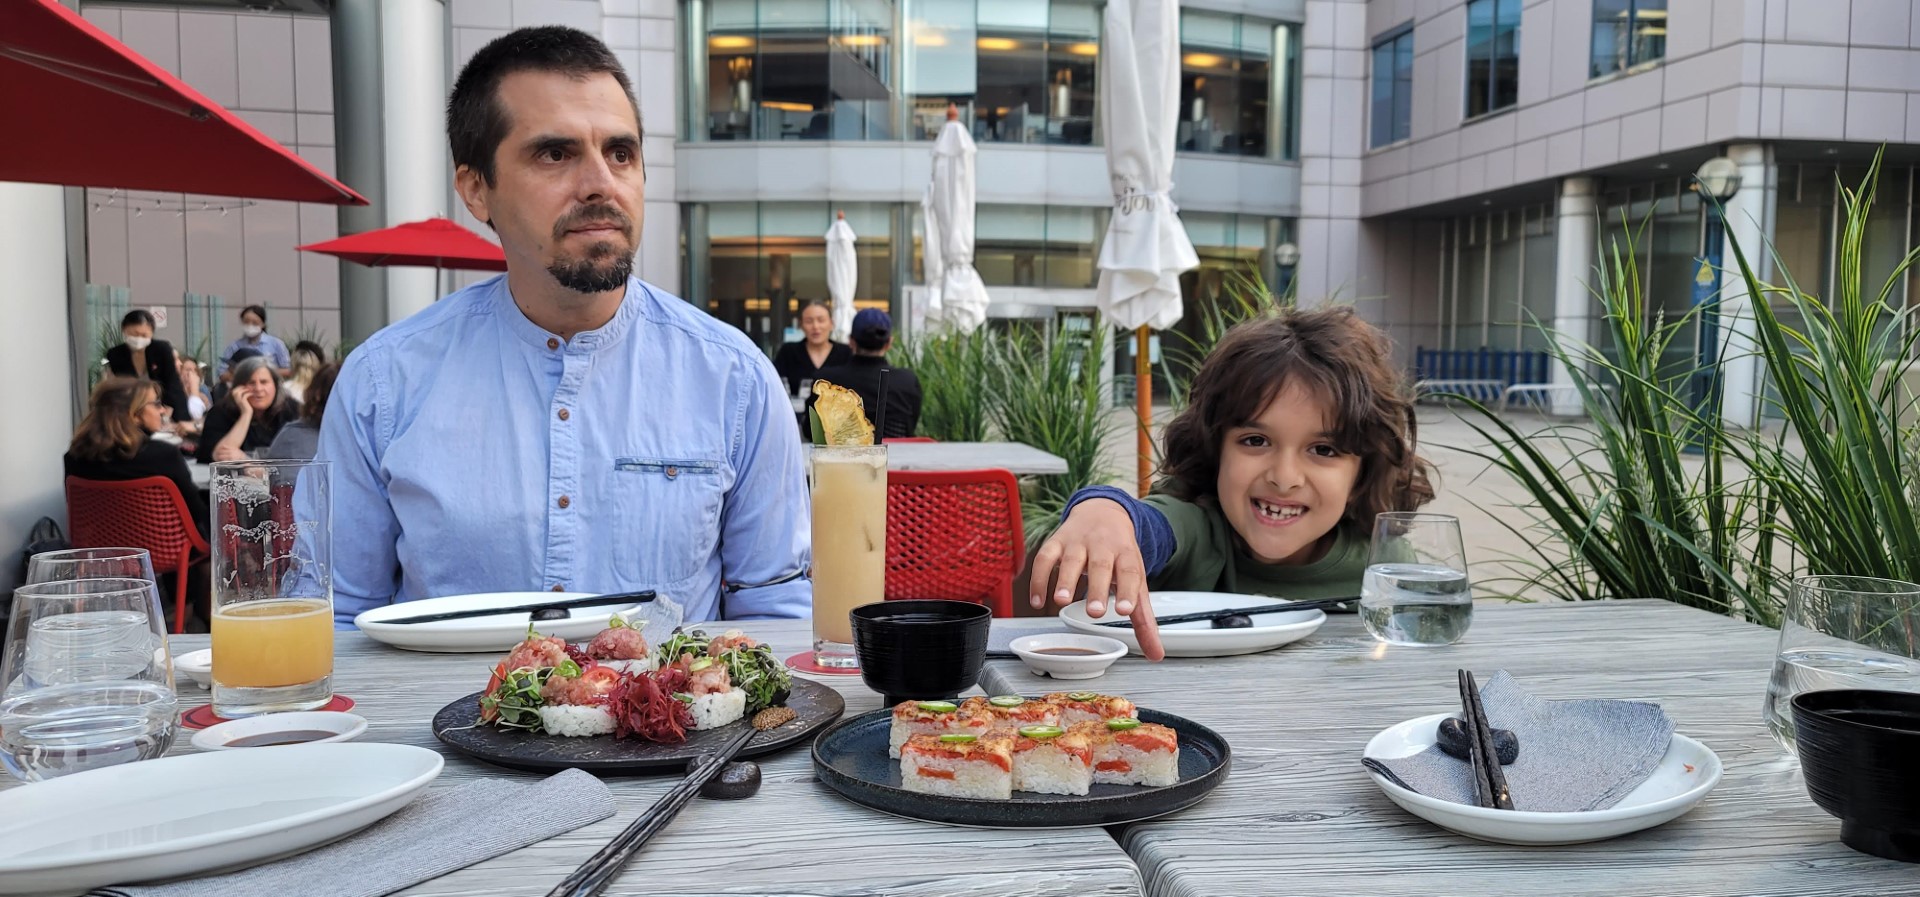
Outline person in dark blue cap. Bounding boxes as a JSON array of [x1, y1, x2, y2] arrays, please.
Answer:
[[812, 308, 922, 440]]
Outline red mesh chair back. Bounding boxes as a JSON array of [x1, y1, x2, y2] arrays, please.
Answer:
[[884, 469, 1024, 617], [882, 437, 937, 444], [64, 476, 209, 633]]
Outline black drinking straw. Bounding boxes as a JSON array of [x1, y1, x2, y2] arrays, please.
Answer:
[[876, 367, 891, 439]]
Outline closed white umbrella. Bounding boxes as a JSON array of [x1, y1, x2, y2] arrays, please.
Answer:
[[825, 210, 858, 344], [923, 105, 990, 333], [1097, 0, 1199, 491]]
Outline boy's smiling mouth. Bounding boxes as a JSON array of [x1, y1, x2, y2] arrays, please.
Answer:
[[1251, 497, 1307, 525]]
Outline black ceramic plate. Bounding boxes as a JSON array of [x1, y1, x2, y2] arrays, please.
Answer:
[[812, 705, 1232, 828], [432, 678, 844, 774]]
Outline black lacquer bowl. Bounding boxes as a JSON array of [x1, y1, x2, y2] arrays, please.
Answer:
[[1793, 688, 1920, 863], [851, 600, 990, 706]]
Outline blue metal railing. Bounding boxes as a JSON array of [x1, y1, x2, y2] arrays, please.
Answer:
[[1413, 347, 1552, 388]]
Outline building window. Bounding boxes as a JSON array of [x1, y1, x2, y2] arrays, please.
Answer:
[[1177, 12, 1292, 158], [1590, 0, 1666, 79], [1465, 0, 1520, 119], [687, 202, 898, 354], [1370, 27, 1413, 148]]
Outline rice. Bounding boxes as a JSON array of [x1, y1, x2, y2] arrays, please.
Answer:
[[1011, 740, 1092, 796], [598, 657, 656, 675], [688, 689, 746, 730], [1090, 742, 1179, 786], [899, 735, 1013, 800], [538, 703, 615, 737]]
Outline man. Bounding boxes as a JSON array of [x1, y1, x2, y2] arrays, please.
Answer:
[[813, 308, 922, 439], [315, 27, 809, 626]]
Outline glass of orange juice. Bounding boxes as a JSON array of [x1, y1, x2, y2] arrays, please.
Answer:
[[810, 444, 887, 668], [210, 459, 333, 717]]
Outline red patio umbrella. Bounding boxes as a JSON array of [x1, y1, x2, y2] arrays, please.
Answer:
[[0, 0, 365, 205], [296, 218, 508, 272]]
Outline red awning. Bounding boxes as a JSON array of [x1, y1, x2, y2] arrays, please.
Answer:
[[297, 217, 508, 271], [0, 0, 366, 205]]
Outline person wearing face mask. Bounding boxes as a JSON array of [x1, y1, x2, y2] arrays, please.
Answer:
[[215, 304, 292, 381], [104, 310, 192, 426]]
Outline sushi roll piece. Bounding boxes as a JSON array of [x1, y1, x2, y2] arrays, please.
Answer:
[[1073, 719, 1180, 787], [1045, 691, 1138, 728], [889, 699, 992, 759], [899, 732, 1014, 800], [961, 695, 1062, 733], [682, 655, 746, 730], [536, 664, 623, 736], [1009, 724, 1092, 796], [586, 624, 656, 675]]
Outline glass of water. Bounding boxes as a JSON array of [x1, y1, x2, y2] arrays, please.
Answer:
[[1763, 575, 1920, 754], [1361, 512, 1473, 646], [0, 578, 177, 782]]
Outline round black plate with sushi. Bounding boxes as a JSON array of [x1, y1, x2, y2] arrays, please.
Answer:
[[811, 705, 1231, 828], [432, 678, 845, 773]]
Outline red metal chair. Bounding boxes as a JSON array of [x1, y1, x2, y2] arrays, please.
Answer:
[[64, 476, 209, 634], [882, 437, 937, 443], [884, 469, 1024, 617]]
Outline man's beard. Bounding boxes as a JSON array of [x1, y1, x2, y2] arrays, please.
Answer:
[[549, 204, 635, 293], [548, 242, 633, 293]]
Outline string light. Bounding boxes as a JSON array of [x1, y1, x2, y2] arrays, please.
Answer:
[[84, 188, 255, 216]]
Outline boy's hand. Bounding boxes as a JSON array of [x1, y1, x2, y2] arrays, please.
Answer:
[[1028, 499, 1164, 662]]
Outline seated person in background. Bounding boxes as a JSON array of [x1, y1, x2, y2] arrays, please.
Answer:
[[772, 301, 852, 397], [197, 355, 301, 463], [265, 362, 338, 460], [104, 309, 192, 429], [283, 340, 327, 404], [1029, 308, 1438, 662], [811, 308, 922, 440], [64, 378, 208, 537], [176, 355, 211, 425], [208, 347, 260, 407]]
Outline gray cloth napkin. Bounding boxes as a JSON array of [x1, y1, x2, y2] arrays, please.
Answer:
[[1367, 671, 1675, 812], [93, 768, 615, 897]]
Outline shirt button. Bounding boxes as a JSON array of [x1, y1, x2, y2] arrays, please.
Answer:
[[551, 584, 564, 592], [546, 338, 560, 350], [557, 495, 571, 509], [557, 408, 570, 421], [665, 466, 678, 478]]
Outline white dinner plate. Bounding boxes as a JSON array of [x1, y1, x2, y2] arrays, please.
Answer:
[[1362, 713, 1722, 845], [1057, 592, 1327, 658], [0, 742, 443, 895], [355, 591, 651, 653]]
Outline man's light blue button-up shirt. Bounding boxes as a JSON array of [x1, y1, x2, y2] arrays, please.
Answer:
[[314, 275, 811, 626]]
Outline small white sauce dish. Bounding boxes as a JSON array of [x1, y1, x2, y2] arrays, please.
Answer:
[[173, 649, 214, 690], [191, 711, 368, 752], [1009, 633, 1128, 680]]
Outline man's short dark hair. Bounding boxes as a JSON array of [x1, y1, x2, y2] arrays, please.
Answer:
[[448, 26, 641, 187]]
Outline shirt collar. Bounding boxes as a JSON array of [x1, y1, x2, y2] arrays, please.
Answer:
[[493, 275, 643, 352]]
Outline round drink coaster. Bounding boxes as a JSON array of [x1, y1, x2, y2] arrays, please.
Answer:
[[181, 695, 357, 730], [785, 652, 862, 675]]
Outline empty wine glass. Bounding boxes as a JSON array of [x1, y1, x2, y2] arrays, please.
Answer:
[[1361, 513, 1474, 646], [0, 578, 177, 782], [26, 547, 159, 587]]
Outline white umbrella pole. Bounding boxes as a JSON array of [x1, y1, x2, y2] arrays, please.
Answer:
[[1136, 325, 1152, 494]]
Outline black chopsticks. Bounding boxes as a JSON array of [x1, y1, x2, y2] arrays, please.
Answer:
[[1458, 669, 1514, 810], [380, 591, 655, 625], [1095, 596, 1355, 628], [545, 726, 756, 897]]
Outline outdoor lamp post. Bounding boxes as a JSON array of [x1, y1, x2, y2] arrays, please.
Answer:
[[1690, 156, 1741, 439], [1274, 242, 1300, 299]]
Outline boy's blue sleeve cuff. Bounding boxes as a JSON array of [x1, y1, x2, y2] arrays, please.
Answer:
[[1061, 486, 1175, 577]]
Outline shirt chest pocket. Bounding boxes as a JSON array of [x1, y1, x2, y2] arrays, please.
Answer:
[[606, 459, 725, 587], [610, 458, 726, 584]]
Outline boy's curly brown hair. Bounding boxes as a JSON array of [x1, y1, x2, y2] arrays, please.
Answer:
[[1157, 307, 1436, 537]]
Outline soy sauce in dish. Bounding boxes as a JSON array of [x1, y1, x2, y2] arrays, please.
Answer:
[[1033, 647, 1102, 656], [226, 730, 338, 747]]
